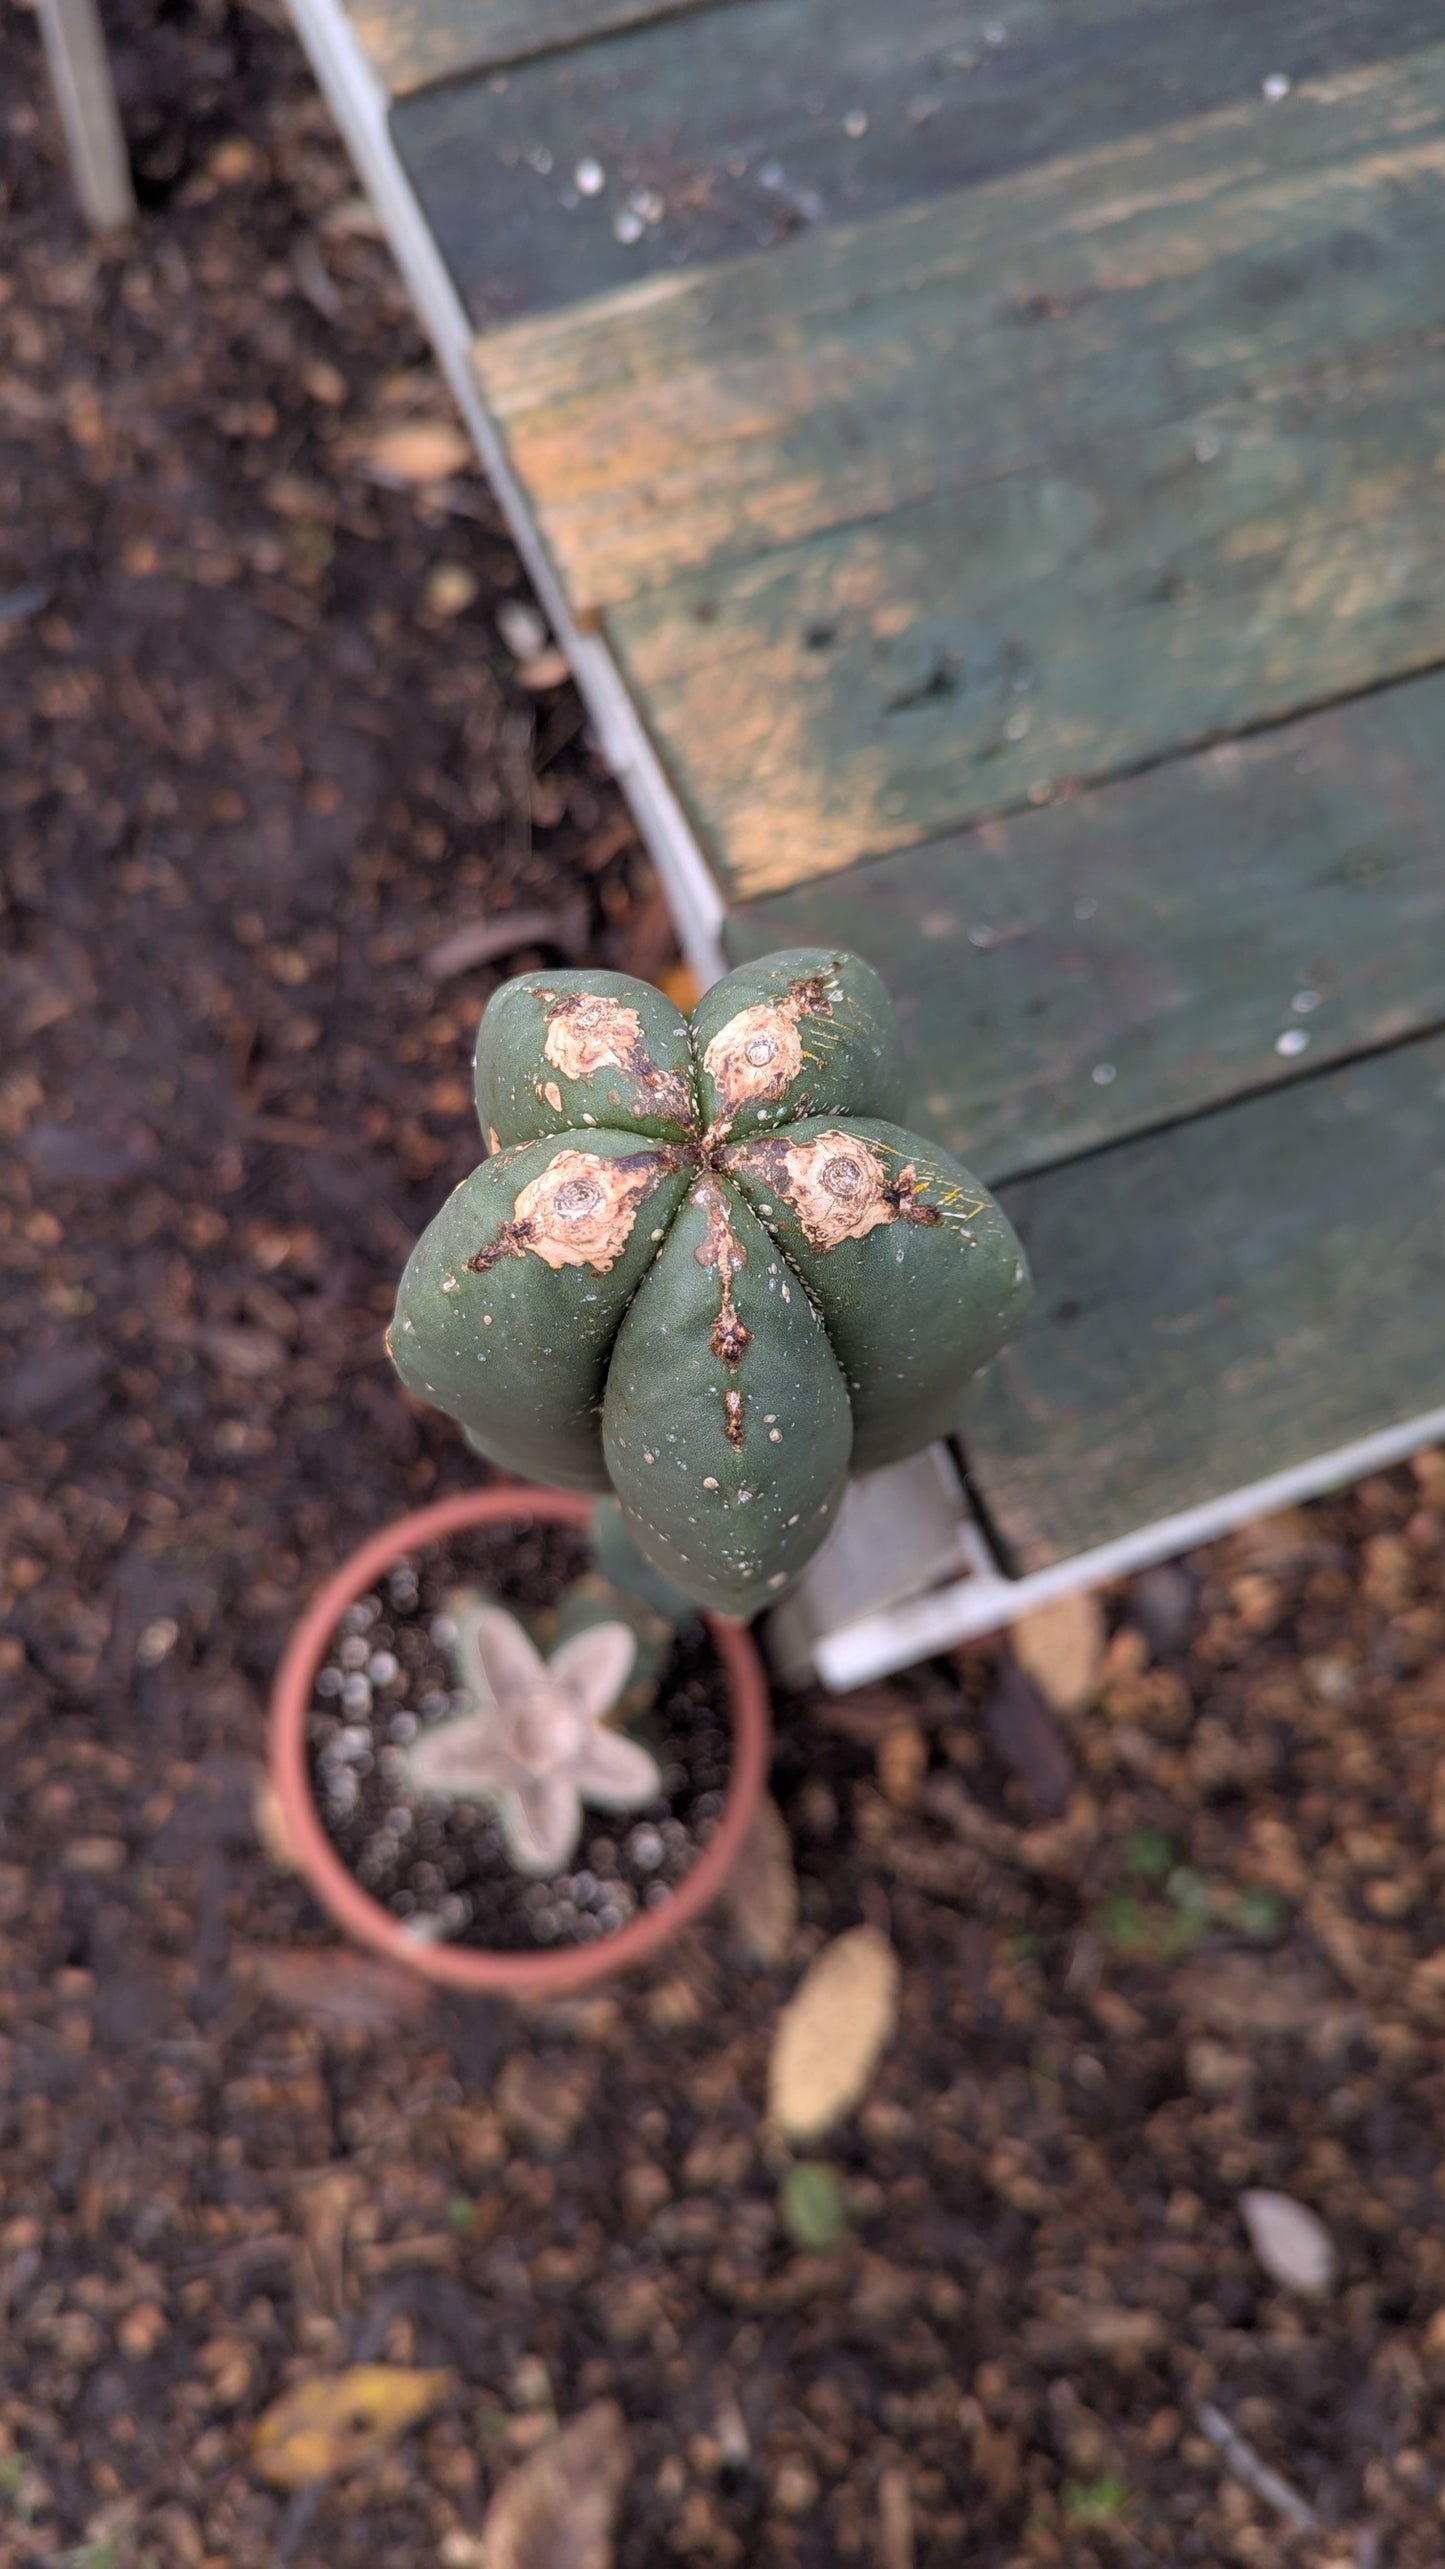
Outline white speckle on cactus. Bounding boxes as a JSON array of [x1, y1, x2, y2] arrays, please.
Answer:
[[441, 1274, 458, 1294]]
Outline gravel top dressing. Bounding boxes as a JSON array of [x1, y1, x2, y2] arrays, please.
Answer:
[[305, 1519, 732, 1949]]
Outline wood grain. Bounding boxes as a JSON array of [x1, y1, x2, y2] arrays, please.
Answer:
[[721, 670, 1445, 1182], [590, 53, 1445, 893], [349, 0, 730, 98], [406, 0, 1441, 321], [961, 1033, 1445, 1571], [474, 45, 1445, 602]]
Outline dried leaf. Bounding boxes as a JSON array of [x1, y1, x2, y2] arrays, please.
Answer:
[[768, 1926, 899, 2142], [1009, 1589, 1105, 1714], [359, 419, 470, 485], [249, 1946, 433, 2031], [725, 1794, 798, 1967], [985, 1661, 1077, 1817], [252, 2364, 452, 2488], [1239, 2189, 1337, 2295], [478, 2399, 631, 2569]]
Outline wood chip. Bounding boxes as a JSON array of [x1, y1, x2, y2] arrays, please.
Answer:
[[248, 1947, 433, 2031], [516, 646, 571, 691], [252, 2364, 452, 2489], [496, 2053, 591, 2154], [358, 419, 470, 485], [1008, 1588, 1106, 1713], [724, 1794, 799, 1968], [477, 2399, 631, 2569], [877, 2463, 915, 2569], [1239, 2189, 1337, 2295], [768, 1926, 899, 2142]]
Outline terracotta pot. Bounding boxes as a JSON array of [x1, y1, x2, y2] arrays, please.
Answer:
[[268, 1485, 771, 1996]]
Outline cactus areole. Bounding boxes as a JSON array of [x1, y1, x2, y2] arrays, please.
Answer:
[[389, 950, 1031, 1618]]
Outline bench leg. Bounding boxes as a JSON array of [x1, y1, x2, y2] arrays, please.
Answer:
[[36, 0, 136, 232]]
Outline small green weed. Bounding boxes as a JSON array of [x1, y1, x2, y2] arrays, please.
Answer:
[[780, 2161, 849, 2253], [1062, 2473, 1130, 2523]]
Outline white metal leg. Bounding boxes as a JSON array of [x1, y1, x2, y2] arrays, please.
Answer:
[[37, 0, 136, 232]]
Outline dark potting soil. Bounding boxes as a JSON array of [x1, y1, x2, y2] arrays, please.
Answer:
[[305, 1519, 733, 1949]]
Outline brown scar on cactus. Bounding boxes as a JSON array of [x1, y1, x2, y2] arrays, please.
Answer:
[[723, 1388, 745, 1448], [466, 1147, 670, 1277], [541, 989, 694, 1127], [691, 1177, 755, 1374], [729, 1130, 942, 1252], [701, 966, 842, 1111]]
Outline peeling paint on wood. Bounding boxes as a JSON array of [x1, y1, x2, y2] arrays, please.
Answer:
[[962, 1034, 1445, 1571], [472, 45, 1445, 605], [349, 0, 733, 98], [722, 670, 1445, 1181], [402, 0, 1443, 319]]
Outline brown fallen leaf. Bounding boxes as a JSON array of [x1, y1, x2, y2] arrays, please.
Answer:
[[478, 2399, 631, 2569], [248, 1946, 433, 2031], [724, 1794, 798, 1967], [1008, 1588, 1105, 1714], [984, 1660, 1077, 1818], [252, 2364, 452, 2488], [358, 418, 470, 485], [768, 1926, 899, 2143]]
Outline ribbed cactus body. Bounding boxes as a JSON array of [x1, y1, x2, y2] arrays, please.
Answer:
[[392, 949, 1031, 1615]]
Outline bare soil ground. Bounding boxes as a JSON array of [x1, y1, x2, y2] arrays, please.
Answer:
[[3, 6, 1444, 2563]]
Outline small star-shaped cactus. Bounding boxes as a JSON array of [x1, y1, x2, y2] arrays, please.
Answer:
[[407, 1595, 662, 1877]]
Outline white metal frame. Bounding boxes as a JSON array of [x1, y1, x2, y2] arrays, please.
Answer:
[[282, 0, 1445, 1686]]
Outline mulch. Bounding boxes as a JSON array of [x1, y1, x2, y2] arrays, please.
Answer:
[[2, 5, 1443, 2564]]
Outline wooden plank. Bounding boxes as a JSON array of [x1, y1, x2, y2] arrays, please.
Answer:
[[960, 1033, 1445, 1572], [349, 0, 729, 101], [403, 0, 1441, 324], [474, 47, 1445, 609], [721, 670, 1445, 1182], [583, 62, 1445, 894]]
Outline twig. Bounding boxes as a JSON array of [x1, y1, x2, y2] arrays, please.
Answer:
[[1195, 2401, 1319, 2533]]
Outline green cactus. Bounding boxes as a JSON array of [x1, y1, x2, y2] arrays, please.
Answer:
[[391, 949, 1031, 1616]]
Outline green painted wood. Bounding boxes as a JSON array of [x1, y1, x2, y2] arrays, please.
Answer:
[[349, 0, 733, 101], [400, 0, 1441, 325], [961, 1032, 1445, 1573], [582, 55, 1445, 896], [721, 670, 1445, 1183], [475, 45, 1445, 609]]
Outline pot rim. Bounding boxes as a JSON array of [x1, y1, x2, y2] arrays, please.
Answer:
[[267, 1483, 771, 1994]]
